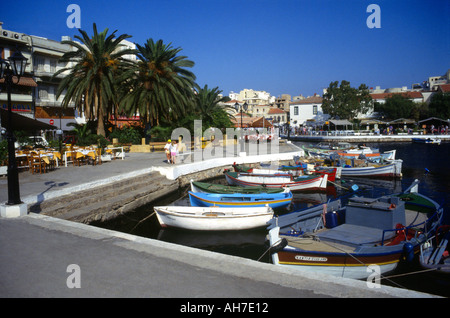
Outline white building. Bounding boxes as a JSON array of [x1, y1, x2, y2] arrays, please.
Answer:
[[0, 23, 36, 120], [233, 89, 275, 107], [1, 22, 140, 134], [31, 34, 80, 129], [289, 94, 329, 126]]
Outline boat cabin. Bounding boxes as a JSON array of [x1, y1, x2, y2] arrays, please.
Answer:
[[345, 196, 405, 230], [317, 196, 406, 247]]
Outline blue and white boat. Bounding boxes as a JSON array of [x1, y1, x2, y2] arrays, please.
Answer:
[[267, 179, 444, 280], [340, 160, 403, 178], [188, 189, 293, 209]]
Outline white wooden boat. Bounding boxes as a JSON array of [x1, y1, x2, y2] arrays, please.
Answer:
[[154, 205, 274, 231], [224, 171, 328, 191], [340, 160, 403, 178]]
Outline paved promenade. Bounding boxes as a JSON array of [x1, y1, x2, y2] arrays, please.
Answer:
[[0, 142, 439, 298]]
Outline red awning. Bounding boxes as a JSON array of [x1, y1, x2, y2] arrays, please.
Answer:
[[0, 76, 38, 87]]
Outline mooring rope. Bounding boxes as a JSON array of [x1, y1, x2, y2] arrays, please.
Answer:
[[380, 267, 438, 280], [130, 211, 156, 232], [314, 236, 406, 289], [257, 238, 284, 262]]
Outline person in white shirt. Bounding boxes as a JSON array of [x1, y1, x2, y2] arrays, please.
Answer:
[[164, 140, 171, 163]]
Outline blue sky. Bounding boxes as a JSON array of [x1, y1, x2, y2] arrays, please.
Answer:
[[2, 0, 449, 98]]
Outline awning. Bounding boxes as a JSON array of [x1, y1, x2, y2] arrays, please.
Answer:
[[329, 119, 353, 126], [0, 108, 56, 131], [418, 117, 450, 125], [0, 76, 38, 87], [360, 119, 387, 125], [387, 118, 416, 125]]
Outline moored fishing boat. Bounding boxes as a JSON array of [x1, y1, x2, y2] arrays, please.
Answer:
[[233, 163, 338, 182], [266, 179, 443, 280], [224, 171, 328, 191], [190, 180, 285, 194], [419, 225, 450, 275], [188, 189, 293, 209], [340, 160, 403, 178], [336, 149, 396, 160], [412, 137, 441, 144], [154, 205, 274, 231]]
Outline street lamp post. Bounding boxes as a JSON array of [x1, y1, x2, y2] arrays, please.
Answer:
[[0, 50, 29, 206], [234, 102, 248, 152]]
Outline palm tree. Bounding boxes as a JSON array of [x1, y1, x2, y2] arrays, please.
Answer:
[[119, 39, 197, 126], [55, 23, 135, 136], [195, 85, 230, 122]]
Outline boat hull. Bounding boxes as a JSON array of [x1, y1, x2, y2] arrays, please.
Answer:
[[268, 227, 412, 280], [188, 191, 293, 209], [341, 160, 402, 178], [225, 172, 328, 191], [154, 206, 274, 231], [412, 138, 441, 144], [190, 180, 284, 194], [266, 179, 444, 280]]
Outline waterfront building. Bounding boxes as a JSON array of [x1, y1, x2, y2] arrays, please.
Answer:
[[0, 22, 37, 122], [31, 34, 80, 131], [0, 22, 79, 136], [1, 22, 139, 138], [235, 89, 275, 108], [274, 94, 291, 112], [289, 94, 329, 127], [369, 91, 424, 105], [267, 107, 287, 125]]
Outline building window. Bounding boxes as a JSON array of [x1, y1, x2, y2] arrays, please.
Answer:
[[39, 87, 48, 100], [294, 106, 299, 115], [34, 56, 45, 72], [313, 105, 318, 115], [50, 59, 57, 73]]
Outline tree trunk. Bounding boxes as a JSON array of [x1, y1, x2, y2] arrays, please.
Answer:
[[97, 93, 106, 137]]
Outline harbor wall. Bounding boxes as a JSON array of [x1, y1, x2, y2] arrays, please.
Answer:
[[30, 146, 304, 223]]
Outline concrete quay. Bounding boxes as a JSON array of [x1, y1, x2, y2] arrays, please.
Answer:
[[0, 213, 438, 298], [0, 142, 440, 298]]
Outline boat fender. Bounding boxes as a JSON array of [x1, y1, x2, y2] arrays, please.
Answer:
[[403, 243, 415, 262], [269, 238, 288, 254], [389, 203, 396, 209]]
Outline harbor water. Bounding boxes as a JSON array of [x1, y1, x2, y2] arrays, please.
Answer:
[[92, 141, 450, 297]]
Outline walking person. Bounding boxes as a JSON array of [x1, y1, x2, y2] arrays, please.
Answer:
[[170, 140, 178, 164], [164, 140, 171, 163]]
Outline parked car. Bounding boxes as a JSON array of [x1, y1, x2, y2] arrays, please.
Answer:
[[63, 135, 78, 145], [28, 136, 49, 147]]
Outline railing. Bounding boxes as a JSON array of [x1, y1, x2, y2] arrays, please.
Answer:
[[284, 130, 427, 137], [380, 206, 444, 246]]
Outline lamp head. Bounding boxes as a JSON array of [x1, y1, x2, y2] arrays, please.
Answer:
[[8, 50, 28, 77]]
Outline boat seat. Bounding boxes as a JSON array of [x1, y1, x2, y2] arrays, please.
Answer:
[[316, 224, 396, 246]]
